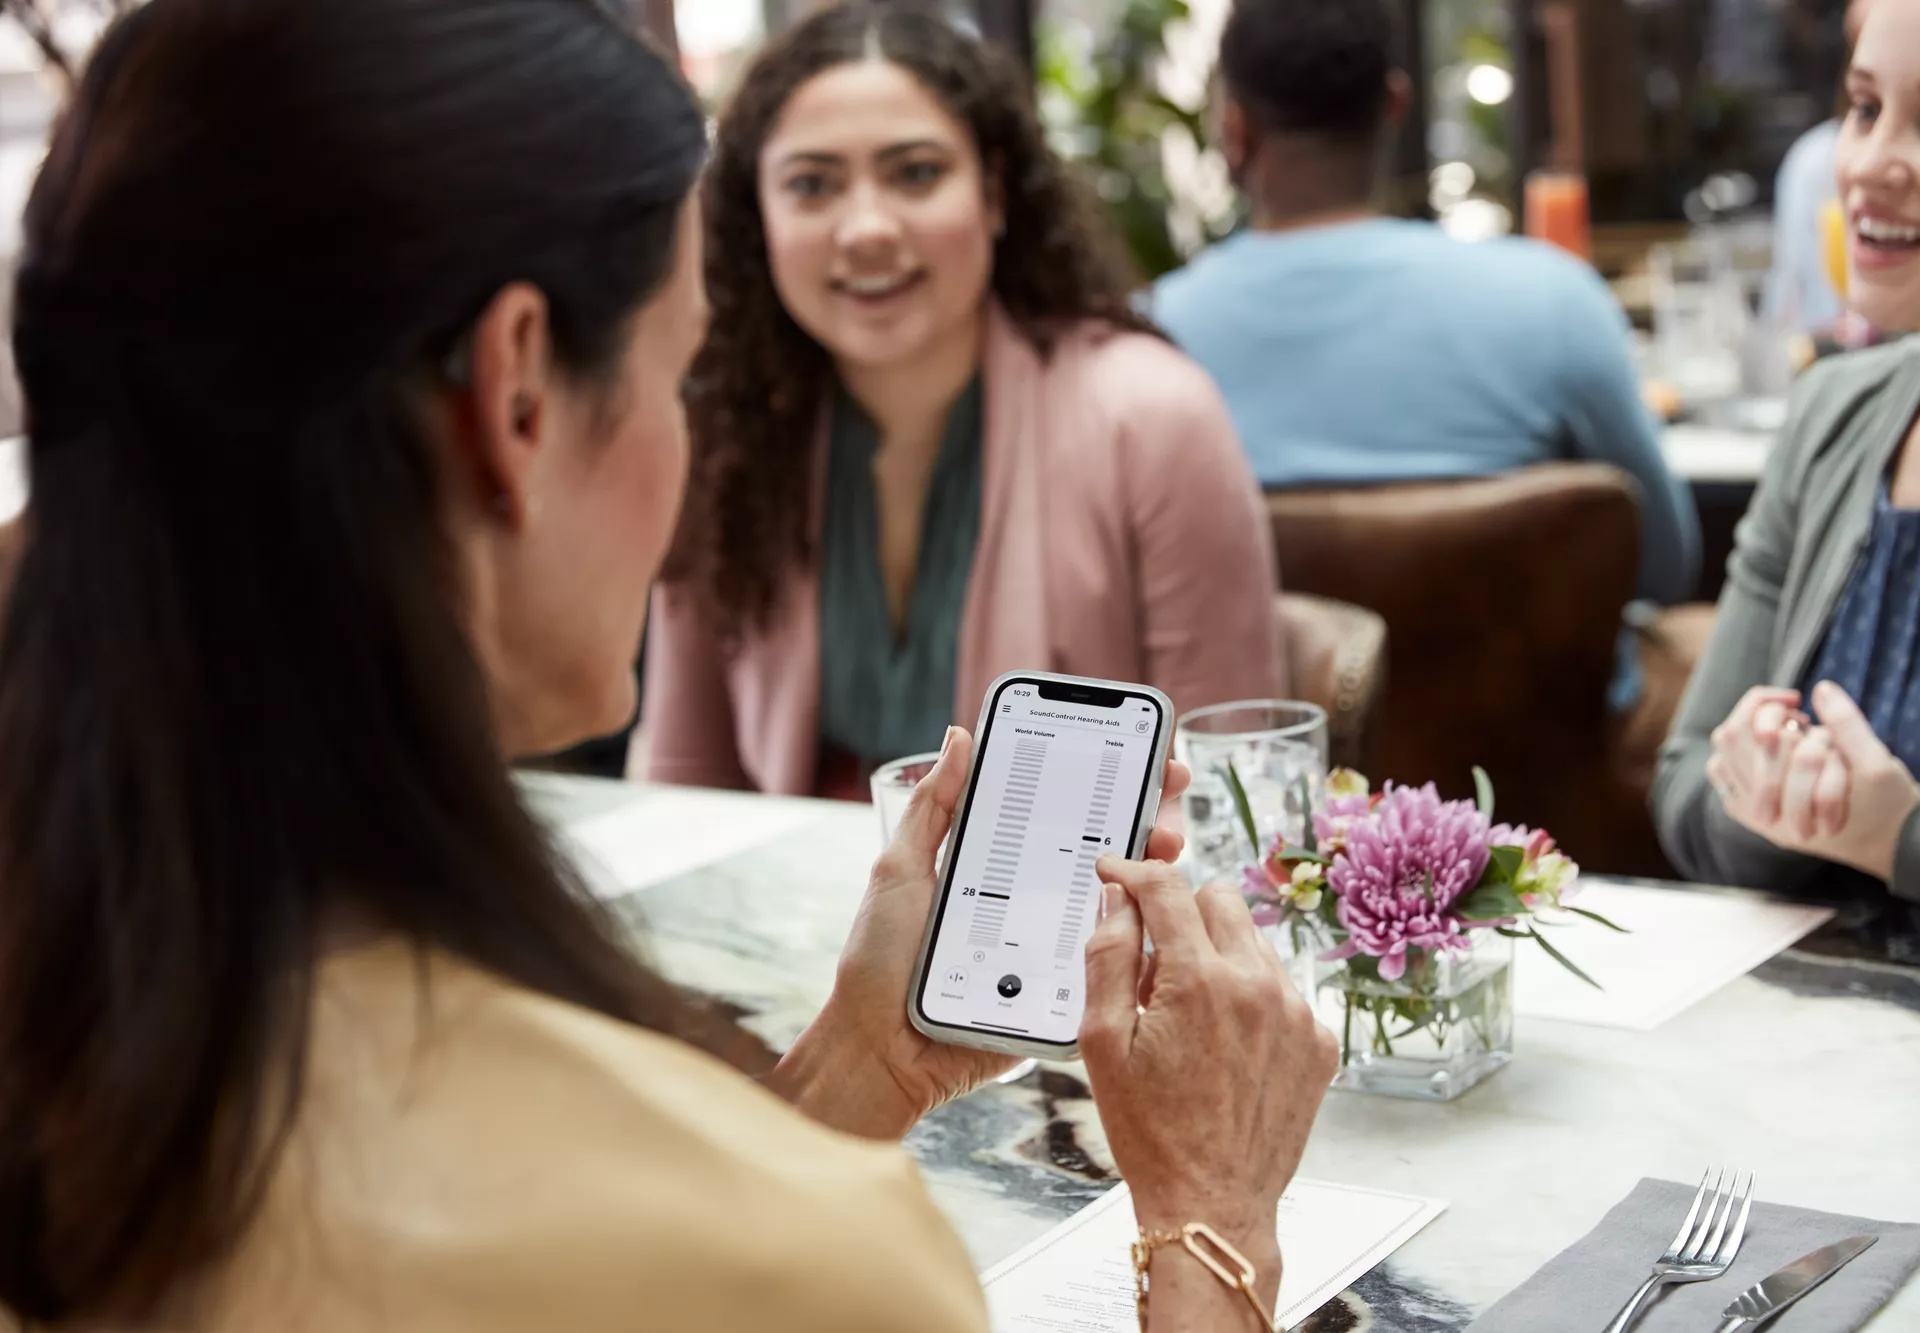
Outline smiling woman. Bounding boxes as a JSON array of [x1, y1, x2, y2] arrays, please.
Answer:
[[761, 61, 1000, 387], [1838, 6, 1920, 326], [1654, 0, 1920, 939], [651, 0, 1284, 798]]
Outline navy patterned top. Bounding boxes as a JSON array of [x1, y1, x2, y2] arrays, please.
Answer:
[[1802, 482, 1920, 774]]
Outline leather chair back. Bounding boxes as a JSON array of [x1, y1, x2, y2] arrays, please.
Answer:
[[1266, 464, 1640, 859]]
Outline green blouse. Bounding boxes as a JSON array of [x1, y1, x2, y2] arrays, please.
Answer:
[[817, 378, 985, 771]]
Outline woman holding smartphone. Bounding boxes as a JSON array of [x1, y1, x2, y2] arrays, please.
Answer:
[[646, 2, 1282, 798], [0, 0, 1334, 1328]]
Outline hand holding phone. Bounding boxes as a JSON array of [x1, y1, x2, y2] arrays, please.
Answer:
[[775, 722, 1191, 1141], [908, 672, 1173, 1062]]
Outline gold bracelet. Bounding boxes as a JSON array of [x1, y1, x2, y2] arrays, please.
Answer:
[[1131, 1221, 1277, 1332]]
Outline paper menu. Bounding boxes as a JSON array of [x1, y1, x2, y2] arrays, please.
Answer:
[[1512, 879, 1832, 1031], [981, 1179, 1445, 1332]]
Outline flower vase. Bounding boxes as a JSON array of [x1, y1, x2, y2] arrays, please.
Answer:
[[1259, 917, 1322, 999], [1314, 928, 1514, 1102]]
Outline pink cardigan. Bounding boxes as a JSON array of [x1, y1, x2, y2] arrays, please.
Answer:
[[645, 308, 1284, 795]]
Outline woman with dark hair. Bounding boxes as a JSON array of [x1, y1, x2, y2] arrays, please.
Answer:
[[1656, 0, 1920, 923], [647, 1, 1282, 797], [0, 0, 1334, 1327]]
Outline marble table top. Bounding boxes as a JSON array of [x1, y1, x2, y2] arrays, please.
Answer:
[[524, 773, 1920, 1332]]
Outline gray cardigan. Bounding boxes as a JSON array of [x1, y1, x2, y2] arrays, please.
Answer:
[[1653, 338, 1920, 902]]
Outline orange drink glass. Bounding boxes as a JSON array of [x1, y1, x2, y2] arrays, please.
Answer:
[[1525, 170, 1592, 261]]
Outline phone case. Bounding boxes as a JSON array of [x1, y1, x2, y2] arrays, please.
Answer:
[[905, 669, 1175, 1063]]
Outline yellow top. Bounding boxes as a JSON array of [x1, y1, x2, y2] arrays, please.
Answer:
[[25, 940, 990, 1332]]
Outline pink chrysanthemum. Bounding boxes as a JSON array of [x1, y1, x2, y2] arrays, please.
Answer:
[[1325, 783, 1490, 981]]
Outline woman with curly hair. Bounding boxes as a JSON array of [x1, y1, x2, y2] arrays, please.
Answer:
[[647, 1, 1283, 796]]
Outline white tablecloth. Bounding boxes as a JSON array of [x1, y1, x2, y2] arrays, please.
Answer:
[[1661, 422, 1771, 485]]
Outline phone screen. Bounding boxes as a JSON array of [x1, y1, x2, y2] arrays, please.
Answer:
[[915, 677, 1166, 1049]]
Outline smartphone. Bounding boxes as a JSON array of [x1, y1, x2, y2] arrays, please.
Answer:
[[908, 670, 1174, 1062]]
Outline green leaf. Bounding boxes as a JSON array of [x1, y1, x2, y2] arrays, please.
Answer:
[[1494, 925, 1530, 939], [1297, 774, 1317, 855], [1456, 881, 1527, 922], [1486, 844, 1524, 885], [1223, 761, 1260, 858], [1473, 765, 1496, 820], [1390, 1009, 1446, 1042], [1561, 905, 1632, 934], [1279, 845, 1331, 866], [1527, 927, 1603, 990]]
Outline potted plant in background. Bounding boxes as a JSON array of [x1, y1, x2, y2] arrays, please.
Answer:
[[1035, 0, 1237, 280]]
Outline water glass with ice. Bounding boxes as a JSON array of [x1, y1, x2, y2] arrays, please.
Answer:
[[1175, 701, 1330, 891]]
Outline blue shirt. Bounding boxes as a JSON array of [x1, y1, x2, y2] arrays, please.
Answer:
[[1152, 218, 1703, 709], [1802, 484, 1920, 774]]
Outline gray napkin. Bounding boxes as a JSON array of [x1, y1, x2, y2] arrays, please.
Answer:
[[1469, 1178, 1920, 1332]]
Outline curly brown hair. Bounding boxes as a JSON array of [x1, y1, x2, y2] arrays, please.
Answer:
[[671, 0, 1157, 632]]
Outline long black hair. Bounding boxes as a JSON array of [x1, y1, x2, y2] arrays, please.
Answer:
[[0, 0, 709, 1318]]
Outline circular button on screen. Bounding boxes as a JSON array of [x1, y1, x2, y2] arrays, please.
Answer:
[[996, 974, 1023, 999]]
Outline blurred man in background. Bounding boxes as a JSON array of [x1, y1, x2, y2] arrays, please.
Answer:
[[1152, 0, 1701, 712]]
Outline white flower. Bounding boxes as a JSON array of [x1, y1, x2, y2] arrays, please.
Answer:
[[1326, 768, 1371, 800], [1288, 861, 1326, 912], [1519, 851, 1578, 908]]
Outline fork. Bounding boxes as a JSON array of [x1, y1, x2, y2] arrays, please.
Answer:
[[1602, 1168, 1756, 1333]]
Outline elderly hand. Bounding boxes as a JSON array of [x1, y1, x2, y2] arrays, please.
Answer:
[[1080, 857, 1337, 1285], [770, 726, 1192, 1141], [1710, 681, 1920, 881]]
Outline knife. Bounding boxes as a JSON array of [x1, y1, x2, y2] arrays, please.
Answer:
[[1711, 1235, 1879, 1332]]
